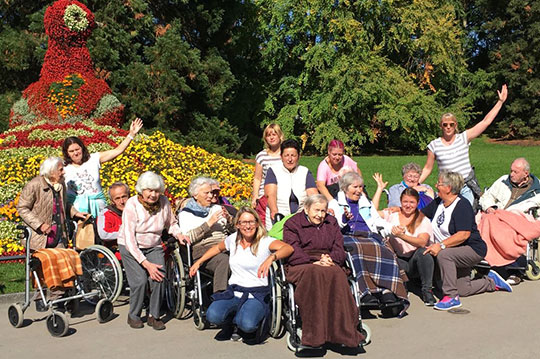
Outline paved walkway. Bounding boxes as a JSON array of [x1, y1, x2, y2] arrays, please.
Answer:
[[1, 281, 540, 359]]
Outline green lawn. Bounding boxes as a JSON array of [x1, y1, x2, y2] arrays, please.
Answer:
[[0, 136, 538, 295]]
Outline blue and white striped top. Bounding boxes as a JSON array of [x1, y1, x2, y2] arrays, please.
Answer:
[[427, 132, 472, 179]]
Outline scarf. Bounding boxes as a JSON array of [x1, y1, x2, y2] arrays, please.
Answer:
[[137, 195, 161, 215], [182, 198, 210, 218]]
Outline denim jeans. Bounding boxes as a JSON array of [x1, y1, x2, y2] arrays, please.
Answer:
[[397, 248, 434, 292], [460, 185, 474, 206], [206, 296, 265, 333]]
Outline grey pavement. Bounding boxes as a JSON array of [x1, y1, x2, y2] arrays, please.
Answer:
[[1, 281, 539, 359]]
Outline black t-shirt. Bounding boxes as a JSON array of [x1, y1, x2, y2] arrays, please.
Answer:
[[422, 196, 487, 257]]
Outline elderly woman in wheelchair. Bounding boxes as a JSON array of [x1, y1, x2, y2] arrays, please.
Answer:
[[282, 194, 364, 349], [117, 171, 188, 330], [328, 172, 409, 316], [189, 207, 292, 343]]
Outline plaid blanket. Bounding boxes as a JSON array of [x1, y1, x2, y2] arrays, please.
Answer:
[[33, 248, 82, 289], [344, 235, 409, 307]]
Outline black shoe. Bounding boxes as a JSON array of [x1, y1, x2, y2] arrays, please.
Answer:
[[35, 299, 48, 312], [380, 291, 398, 304], [422, 290, 436, 307], [215, 324, 234, 341], [360, 294, 379, 306]]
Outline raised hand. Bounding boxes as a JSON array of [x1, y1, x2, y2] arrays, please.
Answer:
[[130, 117, 143, 136], [373, 172, 388, 190], [497, 84, 508, 103]]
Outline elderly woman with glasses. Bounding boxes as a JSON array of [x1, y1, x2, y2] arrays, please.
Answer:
[[329, 172, 409, 316], [422, 171, 511, 311], [190, 208, 293, 343], [117, 171, 188, 330], [419, 85, 508, 206], [178, 176, 234, 293], [284, 194, 364, 348], [387, 162, 434, 209]]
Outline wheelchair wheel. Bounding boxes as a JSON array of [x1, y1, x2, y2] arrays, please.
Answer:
[[193, 307, 206, 330], [359, 322, 372, 346], [525, 261, 540, 280], [96, 298, 114, 323], [79, 245, 123, 304], [8, 303, 24, 328], [269, 262, 282, 338], [46, 311, 69, 337], [165, 249, 187, 319], [286, 328, 303, 352]]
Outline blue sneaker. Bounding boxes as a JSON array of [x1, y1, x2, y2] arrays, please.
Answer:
[[434, 296, 462, 311], [488, 270, 512, 292]]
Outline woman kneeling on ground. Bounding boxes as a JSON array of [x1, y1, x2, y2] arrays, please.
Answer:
[[118, 171, 188, 330], [283, 194, 364, 348], [190, 208, 293, 343], [422, 171, 512, 311]]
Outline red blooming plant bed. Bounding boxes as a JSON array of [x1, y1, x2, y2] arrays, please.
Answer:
[[9, 0, 124, 128]]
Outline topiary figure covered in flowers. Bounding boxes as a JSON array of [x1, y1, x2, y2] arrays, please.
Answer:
[[9, 0, 123, 127]]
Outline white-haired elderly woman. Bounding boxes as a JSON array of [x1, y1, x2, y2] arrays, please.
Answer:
[[387, 162, 434, 209], [17, 156, 89, 250], [422, 171, 510, 311], [117, 171, 188, 330], [328, 171, 409, 316], [178, 176, 234, 293]]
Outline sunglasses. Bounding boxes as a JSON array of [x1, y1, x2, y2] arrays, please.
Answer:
[[441, 123, 456, 128], [211, 189, 220, 196]]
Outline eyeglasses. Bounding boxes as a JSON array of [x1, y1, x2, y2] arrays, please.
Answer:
[[435, 182, 448, 187], [441, 123, 456, 128], [238, 220, 256, 227]]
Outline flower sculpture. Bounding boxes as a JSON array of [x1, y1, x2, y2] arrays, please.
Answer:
[[9, 0, 124, 127]]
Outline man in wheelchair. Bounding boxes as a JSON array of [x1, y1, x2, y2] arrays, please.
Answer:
[[16, 157, 90, 310], [96, 181, 130, 243], [478, 157, 540, 283]]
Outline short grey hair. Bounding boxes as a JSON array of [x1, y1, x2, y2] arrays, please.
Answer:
[[513, 157, 530, 172], [135, 171, 165, 194], [401, 162, 421, 177], [339, 171, 364, 192], [304, 194, 328, 210], [108, 181, 130, 197], [188, 176, 215, 197], [40, 157, 63, 179], [438, 170, 464, 195], [208, 178, 220, 187]]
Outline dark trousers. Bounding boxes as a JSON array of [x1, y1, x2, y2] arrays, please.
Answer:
[[193, 243, 229, 293], [397, 247, 434, 292], [119, 245, 164, 320]]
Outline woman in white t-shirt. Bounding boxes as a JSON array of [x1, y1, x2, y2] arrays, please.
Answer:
[[251, 124, 283, 227], [189, 207, 293, 343], [381, 187, 435, 306], [419, 85, 508, 205], [62, 118, 143, 217]]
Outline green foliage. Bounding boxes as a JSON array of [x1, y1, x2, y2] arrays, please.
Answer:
[[255, 0, 475, 154]]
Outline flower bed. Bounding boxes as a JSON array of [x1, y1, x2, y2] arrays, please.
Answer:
[[0, 121, 254, 256]]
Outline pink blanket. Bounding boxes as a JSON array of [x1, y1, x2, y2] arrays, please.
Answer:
[[479, 210, 540, 266]]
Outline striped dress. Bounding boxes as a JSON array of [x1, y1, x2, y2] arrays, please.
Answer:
[[427, 132, 472, 179]]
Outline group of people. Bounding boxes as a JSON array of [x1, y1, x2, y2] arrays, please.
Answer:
[[15, 83, 540, 349]]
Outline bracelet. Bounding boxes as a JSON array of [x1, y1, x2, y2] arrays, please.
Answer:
[[127, 134, 134, 140]]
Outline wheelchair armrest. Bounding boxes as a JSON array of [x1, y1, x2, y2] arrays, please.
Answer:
[[527, 206, 540, 218], [273, 213, 285, 224], [344, 244, 354, 253]]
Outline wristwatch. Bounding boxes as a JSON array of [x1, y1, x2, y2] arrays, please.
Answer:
[[440, 242, 446, 250]]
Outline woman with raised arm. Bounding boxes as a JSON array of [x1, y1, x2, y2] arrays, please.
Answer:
[[419, 85, 508, 205], [62, 118, 143, 217]]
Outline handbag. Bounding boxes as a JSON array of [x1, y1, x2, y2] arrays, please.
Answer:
[[75, 217, 96, 250]]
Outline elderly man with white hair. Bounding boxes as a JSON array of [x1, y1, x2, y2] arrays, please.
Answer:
[[478, 158, 540, 284], [118, 171, 188, 331], [178, 176, 234, 294]]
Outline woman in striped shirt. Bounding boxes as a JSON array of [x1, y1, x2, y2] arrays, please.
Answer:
[[419, 85, 508, 205]]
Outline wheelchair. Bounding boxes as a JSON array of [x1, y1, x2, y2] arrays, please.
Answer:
[[274, 253, 372, 353], [163, 241, 215, 330], [7, 225, 121, 337]]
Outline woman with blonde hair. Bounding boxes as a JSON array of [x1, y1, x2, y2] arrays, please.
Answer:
[[190, 207, 293, 343], [251, 123, 284, 226], [419, 85, 508, 206]]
